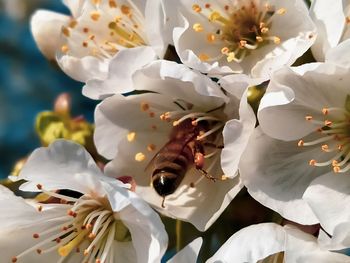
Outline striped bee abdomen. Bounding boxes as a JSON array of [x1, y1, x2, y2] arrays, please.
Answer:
[[151, 140, 194, 196]]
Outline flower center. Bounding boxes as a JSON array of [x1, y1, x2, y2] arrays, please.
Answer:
[[60, 1, 147, 59], [298, 106, 350, 173], [12, 189, 131, 263], [191, 1, 285, 62]]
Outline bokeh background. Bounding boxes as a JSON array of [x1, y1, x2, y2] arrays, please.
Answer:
[[0, 0, 96, 179]]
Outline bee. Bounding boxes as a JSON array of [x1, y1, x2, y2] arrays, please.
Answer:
[[147, 118, 221, 207]]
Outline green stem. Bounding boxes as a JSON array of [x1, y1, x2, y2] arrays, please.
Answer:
[[175, 220, 182, 252]]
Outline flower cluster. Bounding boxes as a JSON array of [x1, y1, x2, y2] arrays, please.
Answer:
[[3, 0, 350, 262]]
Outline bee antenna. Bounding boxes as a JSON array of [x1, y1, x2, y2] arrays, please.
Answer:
[[161, 196, 166, 208]]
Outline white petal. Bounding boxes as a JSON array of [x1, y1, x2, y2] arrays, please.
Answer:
[[62, 0, 84, 17], [145, 0, 174, 56], [57, 55, 109, 83], [239, 128, 321, 224], [207, 223, 285, 263], [0, 224, 61, 263], [221, 90, 256, 178], [219, 74, 266, 99], [94, 93, 172, 159], [167, 237, 202, 263], [30, 10, 70, 59], [328, 222, 350, 250], [119, 193, 168, 263], [325, 39, 350, 68], [303, 173, 350, 235], [310, 0, 345, 61], [18, 140, 105, 194], [83, 47, 157, 99], [111, 241, 137, 263], [133, 60, 228, 102], [284, 225, 350, 263]]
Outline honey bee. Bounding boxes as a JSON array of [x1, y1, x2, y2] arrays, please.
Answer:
[[147, 118, 221, 207]]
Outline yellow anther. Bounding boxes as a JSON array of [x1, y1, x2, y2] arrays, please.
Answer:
[[333, 166, 341, 173], [261, 27, 269, 34], [69, 20, 77, 28], [209, 11, 221, 22], [309, 159, 316, 166], [338, 144, 343, 151], [226, 52, 236, 62], [207, 33, 216, 42], [198, 53, 210, 61], [108, 21, 117, 29], [61, 45, 69, 53], [324, 120, 332, 126], [192, 23, 204, 32], [332, 160, 339, 166], [221, 47, 229, 54], [147, 144, 156, 152], [173, 120, 179, 126], [121, 5, 131, 15], [322, 108, 329, 115], [239, 40, 247, 47], [135, 152, 146, 162], [305, 116, 313, 121], [297, 140, 304, 147], [109, 0, 117, 8], [273, 36, 281, 44], [62, 26, 70, 37], [277, 8, 286, 15], [90, 11, 101, 21], [140, 102, 149, 112], [127, 132, 136, 142], [192, 4, 202, 13], [256, 36, 263, 42], [91, 0, 101, 4], [321, 144, 329, 151], [221, 175, 228, 180]]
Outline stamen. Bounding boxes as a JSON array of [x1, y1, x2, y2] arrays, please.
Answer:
[[135, 152, 146, 162], [197, 123, 224, 140]]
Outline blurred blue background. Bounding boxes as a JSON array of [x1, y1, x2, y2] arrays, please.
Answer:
[[0, 0, 96, 179]]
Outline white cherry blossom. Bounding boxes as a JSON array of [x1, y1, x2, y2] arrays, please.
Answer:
[[94, 60, 255, 231], [31, 0, 170, 98], [240, 62, 350, 224], [4, 140, 167, 263], [171, 0, 316, 81]]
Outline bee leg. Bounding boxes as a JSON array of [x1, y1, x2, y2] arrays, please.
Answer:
[[161, 196, 166, 208], [198, 168, 217, 182]]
